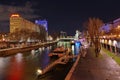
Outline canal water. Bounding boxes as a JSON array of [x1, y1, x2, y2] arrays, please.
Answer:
[[0, 42, 81, 80]]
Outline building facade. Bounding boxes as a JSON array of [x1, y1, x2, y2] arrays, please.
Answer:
[[101, 18, 120, 33], [10, 14, 47, 41], [10, 14, 41, 33], [100, 18, 120, 54]]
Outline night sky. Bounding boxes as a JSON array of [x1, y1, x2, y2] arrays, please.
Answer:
[[0, 0, 120, 35]]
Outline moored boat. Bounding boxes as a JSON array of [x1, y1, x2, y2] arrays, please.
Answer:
[[48, 46, 67, 58]]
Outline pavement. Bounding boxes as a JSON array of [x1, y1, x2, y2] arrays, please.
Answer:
[[69, 47, 120, 80]]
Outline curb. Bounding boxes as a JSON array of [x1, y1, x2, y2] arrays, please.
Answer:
[[65, 54, 80, 80]]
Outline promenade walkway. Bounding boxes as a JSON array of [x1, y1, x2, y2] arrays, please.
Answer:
[[70, 47, 120, 80]]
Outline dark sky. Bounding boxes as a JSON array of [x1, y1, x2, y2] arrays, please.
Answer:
[[0, 0, 120, 35]]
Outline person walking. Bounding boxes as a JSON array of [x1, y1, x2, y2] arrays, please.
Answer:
[[94, 39, 101, 57], [80, 45, 87, 58]]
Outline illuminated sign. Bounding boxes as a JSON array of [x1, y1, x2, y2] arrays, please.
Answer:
[[11, 14, 20, 17]]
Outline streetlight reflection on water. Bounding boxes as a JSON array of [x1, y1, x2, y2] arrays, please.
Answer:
[[36, 69, 42, 75], [15, 53, 23, 63], [0, 57, 10, 69], [0, 47, 51, 80], [6, 53, 24, 80], [0, 43, 81, 80]]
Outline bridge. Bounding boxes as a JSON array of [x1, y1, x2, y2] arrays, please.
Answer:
[[58, 36, 75, 41]]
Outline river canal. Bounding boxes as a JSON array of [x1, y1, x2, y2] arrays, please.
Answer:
[[0, 41, 81, 80]]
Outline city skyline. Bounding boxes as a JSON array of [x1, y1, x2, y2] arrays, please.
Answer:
[[0, 0, 120, 35]]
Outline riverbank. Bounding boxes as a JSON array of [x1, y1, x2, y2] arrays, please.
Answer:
[[0, 41, 57, 57], [65, 54, 80, 80]]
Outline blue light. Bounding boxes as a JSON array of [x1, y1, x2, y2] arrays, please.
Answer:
[[101, 24, 111, 33], [74, 41, 81, 55], [75, 41, 81, 47], [35, 20, 48, 31]]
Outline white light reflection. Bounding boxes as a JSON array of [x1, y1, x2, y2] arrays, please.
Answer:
[[0, 58, 6, 69], [39, 48, 42, 52], [0, 57, 11, 70], [42, 47, 45, 50], [50, 46, 52, 49], [47, 46, 50, 50], [36, 69, 42, 75], [31, 49, 35, 56], [72, 45, 75, 55], [15, 53, 23, 63]]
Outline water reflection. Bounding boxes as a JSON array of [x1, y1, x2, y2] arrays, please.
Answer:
[[71, 45, 75, 55], [6, 53, 24, 80], [0, 42, 81, 80], [0, 58, 9, 70], [57, 40, 81, 54], [0, 57, 11, 80], [15, 53, 23, 63], [39, 48, 42, 52], [74, 42, 81, 55], [31, 50, 35, 56], [39, 49, 50, 69]]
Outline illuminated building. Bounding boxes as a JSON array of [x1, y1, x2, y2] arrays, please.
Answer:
[[35, 19, 48, 40], [100, 23, 112, 33], [101, 18, 120, 33], [10, 14, 42, 33], [113, 18, 120, 27], [35, 20, 48, 32]]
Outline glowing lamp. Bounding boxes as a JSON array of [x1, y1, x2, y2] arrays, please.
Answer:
[[117, 25, 120, 29], [36, 69, 42, 75], [119, 35, 120, 37]]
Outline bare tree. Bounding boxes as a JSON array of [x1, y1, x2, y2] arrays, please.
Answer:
[[84, 17, 103, 46]]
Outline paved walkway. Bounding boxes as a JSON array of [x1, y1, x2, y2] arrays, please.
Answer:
[[70, 47, 120, 80]]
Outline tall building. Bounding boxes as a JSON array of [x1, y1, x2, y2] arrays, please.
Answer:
[[10, 14, 21, 33], [35, 20, 48, 32], [10, 14, 41, 33]]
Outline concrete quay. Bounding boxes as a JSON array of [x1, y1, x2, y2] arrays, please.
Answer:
[[0, 41, 57, 57]]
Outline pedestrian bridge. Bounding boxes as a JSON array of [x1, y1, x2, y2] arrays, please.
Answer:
[[59, 37, 75, 41], [58, 37, 81, 43]]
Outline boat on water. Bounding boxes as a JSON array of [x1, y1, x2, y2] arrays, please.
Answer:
[[48, 46, 67, 58]]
